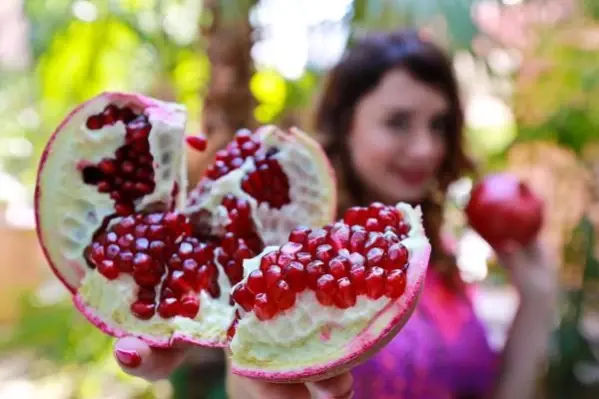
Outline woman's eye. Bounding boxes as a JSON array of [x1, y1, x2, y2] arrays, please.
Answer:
[[385, 112, 411, 132], [430, 115, 448, 135]]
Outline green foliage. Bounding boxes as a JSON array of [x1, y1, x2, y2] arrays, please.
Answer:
[[1, 0, 208, 190], [351, 0, 480, 51], [0, 291, 112, 364], [547, 217, 599, 398]]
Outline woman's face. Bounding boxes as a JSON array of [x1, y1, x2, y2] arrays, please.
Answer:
[[348, 68, 449, 204]]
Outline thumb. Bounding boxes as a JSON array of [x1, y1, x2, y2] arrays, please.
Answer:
[[114, 336, 188, 381], [306, 372, 354, 399]]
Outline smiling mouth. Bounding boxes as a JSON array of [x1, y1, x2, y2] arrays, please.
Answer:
[[392, 168, 430, 186]]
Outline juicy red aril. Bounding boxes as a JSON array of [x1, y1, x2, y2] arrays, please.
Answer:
[[328, 256, 350, 279], [264, 265, 283, 288], [365, 267, 386, 299], [85, 211, 258, 321], [283, 261, 307, 292], [186, 135, 208, 152], [270, 280, 296, 311], [385, 243, 409, 270], [385, 269, 407, 298], [247, 269, 267, 294], [316, 274, 337, 306], [306, 260, 326, 289], [130, 300, 156, 320], [254, 293, 277, 321], [232, 284, 255, 311], [81, 104, 156, 216], [289, 226, 311, 244], [241, 157, 291, 209], [233, 204, 413, 320], [335, 277, 356, 308]]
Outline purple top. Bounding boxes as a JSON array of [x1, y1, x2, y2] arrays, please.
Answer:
[[352, 269, 499, 399]]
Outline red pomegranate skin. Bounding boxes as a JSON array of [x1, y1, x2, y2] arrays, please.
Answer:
[[465, 173, 544, 250]]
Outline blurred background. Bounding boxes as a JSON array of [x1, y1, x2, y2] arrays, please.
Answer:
[[0, 0, 598, 398]]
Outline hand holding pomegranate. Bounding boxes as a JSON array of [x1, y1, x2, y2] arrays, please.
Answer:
[[466, 173, 556, 301], [113, 336, 355, 398]]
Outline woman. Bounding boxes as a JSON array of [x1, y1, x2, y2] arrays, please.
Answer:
[[113, 30, 556, 399]]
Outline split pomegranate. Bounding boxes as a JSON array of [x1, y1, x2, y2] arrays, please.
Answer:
[[465, 173, 544, 250], [35, 92, 430, 382]]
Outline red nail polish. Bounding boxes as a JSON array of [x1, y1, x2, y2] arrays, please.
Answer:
[[115, 349, 142, 368]]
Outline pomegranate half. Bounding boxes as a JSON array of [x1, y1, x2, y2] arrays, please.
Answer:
[[34, 92, 431, 382]]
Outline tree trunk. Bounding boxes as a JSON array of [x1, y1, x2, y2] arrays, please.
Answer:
[[187, 0, 257, 187], [175, 2, 256, 398]]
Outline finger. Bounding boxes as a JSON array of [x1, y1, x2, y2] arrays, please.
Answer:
[[242, 378, 311, 399], [114, 336, 187, 381], [306, 372, 354, 399]]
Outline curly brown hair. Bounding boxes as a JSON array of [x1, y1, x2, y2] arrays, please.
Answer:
[[311, 29, 476, 285]]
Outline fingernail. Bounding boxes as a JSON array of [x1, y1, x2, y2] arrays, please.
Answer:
[[115, 349, 142, 368]]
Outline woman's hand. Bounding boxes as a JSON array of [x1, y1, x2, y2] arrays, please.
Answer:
[[490, 239, 557, 399], [113, 336, 355, 398], [495, 239, 557, 306]]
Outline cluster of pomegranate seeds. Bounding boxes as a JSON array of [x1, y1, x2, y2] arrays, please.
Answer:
[[203, 129, 291, 209], [231, 203, 411, 321], [86, 207, 262, 321], [81, 104, 156, 216], [221, 194, 263, 252]]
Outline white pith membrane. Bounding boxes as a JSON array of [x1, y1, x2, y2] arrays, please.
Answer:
[[229, 203, 431, 381], [35, 93, 337, 347]]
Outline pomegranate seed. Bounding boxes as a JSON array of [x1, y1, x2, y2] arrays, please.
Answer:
[[157, 297, 180, 318], [397, 221, 410, 236], [366, 247, 385, 266], [306, 260, 325, 289], [316, 244, 334, 264], [377, 209, 398, 227], [344, 207, 367, 225], [254, 293, 277, 321], [280, 242, 302, 255], [180, 295, 200, 318], [186, 135, 208, 152], [270, 280, 296, 311], [98, 260, 119, 279], [307, 229, 328, 252], [368, 202, 385, 217], [247, 270, 266, 294], [329, 223, 350, 250], [349, 265, 366, 294], [130, 300, 155, 320], [365, 232, 387, 251], [296, 252, 312, 265], [386, 243, 409, 270], [316, 274, 337, 306], [328, 256, 350, 279], [86, 115, 103, 130], [169, 270, 191, 293], [232, 284, 255, 311], [117, 251, 134, 272], [289, 226, 311, 244], [386, 269, 407, 298], [336, 277, 356, 308], [234, 129, 252, 144], [283, 261, 307, 292], [260, 251, 277, 271], [227, 319, 238, 339], [365, 218, 382, 232], [349, 229, 367, 252], [264, 265, 282, 288], [225, 260, 244, 284], [365, 267, 386, 299], [276, 252, 294, 268]]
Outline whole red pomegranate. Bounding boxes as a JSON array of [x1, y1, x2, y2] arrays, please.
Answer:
[[35, 92, 431, 382], [465, 173, 544, 250]]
